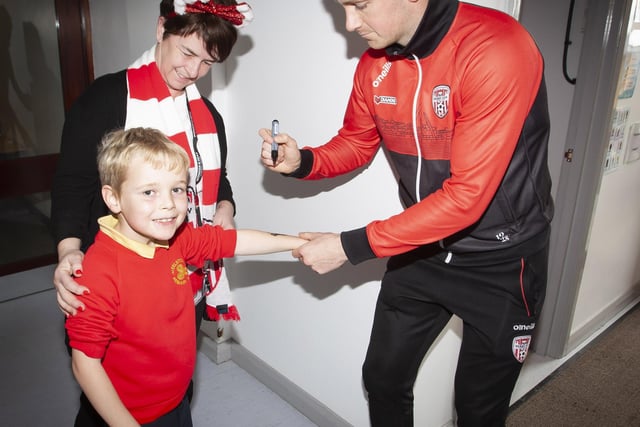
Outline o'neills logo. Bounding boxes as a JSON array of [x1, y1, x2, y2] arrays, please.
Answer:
[[171, 258, 188, 286], [374, 95, 397, 105], [373, 61, 392, 87], [432, 85, 450, 118], [513, 322, 536, 331]]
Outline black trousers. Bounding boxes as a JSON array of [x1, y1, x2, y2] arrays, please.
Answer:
[[75, 393, 191, 427], [362, 243, 548, 427], [73, 298, 206, 426]]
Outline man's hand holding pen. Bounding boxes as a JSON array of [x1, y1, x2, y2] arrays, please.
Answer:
[[258, 123, 349, 274], [258, 122, 302, 174]]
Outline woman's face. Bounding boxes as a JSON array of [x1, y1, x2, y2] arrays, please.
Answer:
[[155, 18, 217, 97]]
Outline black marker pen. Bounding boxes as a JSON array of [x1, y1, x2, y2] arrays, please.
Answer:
[[271, 119, 279, 166]]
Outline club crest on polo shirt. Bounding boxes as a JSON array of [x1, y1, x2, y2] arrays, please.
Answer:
[[432, 85, 450, 119], [512, 335, 532, 363], [171, 258, 189, 286]]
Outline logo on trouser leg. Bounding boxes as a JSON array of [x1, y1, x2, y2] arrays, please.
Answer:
[[512, 335, 532, 363]]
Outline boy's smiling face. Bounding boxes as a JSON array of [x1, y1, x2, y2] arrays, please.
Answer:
[[104, 154, 189, 245]]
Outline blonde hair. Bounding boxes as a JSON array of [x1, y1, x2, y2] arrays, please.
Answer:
[[98, 127, 190, 192]]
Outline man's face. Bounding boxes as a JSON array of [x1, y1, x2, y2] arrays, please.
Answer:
[[338, 0, 419, 49]]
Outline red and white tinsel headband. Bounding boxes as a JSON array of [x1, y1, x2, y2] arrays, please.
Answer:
[[172, 0, 253, 28]]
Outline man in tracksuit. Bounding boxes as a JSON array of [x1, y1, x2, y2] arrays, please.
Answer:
[[260, 0, 553, 425]]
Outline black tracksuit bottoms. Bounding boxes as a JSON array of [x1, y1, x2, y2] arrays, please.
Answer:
[[362, 240, 548, 427]]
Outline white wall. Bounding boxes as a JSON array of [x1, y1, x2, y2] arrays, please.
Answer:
[[89, 0, 158, 73], [573, 158, 640, 333], [86, 1, 639, 426], [223, 3, 402, 424]]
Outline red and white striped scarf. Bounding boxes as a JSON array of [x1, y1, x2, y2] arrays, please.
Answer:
[[125, 47, 239, 321]]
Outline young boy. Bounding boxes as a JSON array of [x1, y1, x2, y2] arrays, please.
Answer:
[[65, 127, 306, 427]]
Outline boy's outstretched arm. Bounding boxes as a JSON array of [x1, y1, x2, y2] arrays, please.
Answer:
[[71, 349, 140, 427], [234, 230, 306, 256]]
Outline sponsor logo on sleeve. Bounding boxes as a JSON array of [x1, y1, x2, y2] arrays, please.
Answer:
[[374, 95, 397, 105]]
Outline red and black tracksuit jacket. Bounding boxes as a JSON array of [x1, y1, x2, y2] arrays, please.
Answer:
[[289, 0, 553, 265]]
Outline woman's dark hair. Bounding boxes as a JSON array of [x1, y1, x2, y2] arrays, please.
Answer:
[[159, 0, 239, 62]]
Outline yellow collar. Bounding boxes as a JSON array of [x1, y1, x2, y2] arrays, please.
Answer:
[[98, 215, 169, 259]]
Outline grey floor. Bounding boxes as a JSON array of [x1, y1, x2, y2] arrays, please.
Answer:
[[0, 266, 316, 427]]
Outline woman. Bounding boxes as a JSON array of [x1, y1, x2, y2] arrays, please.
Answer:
[[51, 1, 252, 424]]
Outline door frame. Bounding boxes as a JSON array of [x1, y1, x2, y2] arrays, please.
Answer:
[[55, 0, 94, 111], [534, 0, 633, 357], [0, 0, 93, 276]]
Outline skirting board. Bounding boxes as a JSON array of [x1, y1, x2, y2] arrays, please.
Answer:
[[199, 335, 352, 427], [567, 287, 640, 352]]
